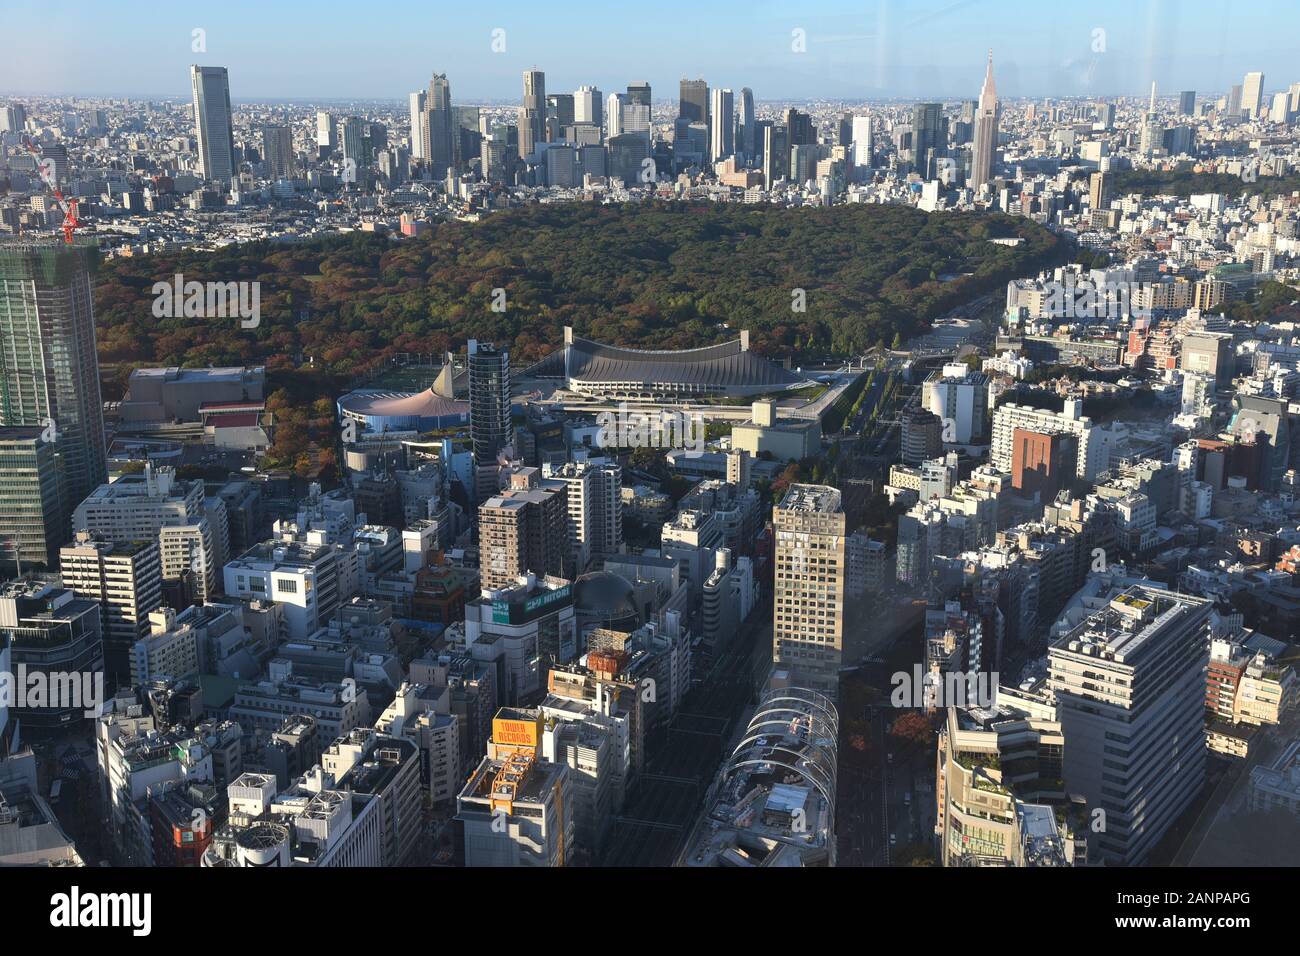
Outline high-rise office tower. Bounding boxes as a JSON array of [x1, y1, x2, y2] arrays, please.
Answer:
[[452, 105, 481, 170], [626, 81, 651, 108], [260, 124, 293, 180], [1242, 71, 1265, 119], [1089, 170, 1109, 210], [0, 241, 107, 523], [60, 532, 163, 683], [836, 111, 853, 147], [1139, 82, 1163, 156], [315, 110, 335, 154], [341, 116, 367, 170], [605, 92, 627, 139], [0, 104, 27, 133], [912, 102, 946, 179], [772, 484, 846, 700], [426, 72, 453, 177], [1178, 90, 1196, 116], [607, 133, 650, 185], [709, 87, 734, 162], [1227, 84, 1243, 118], [620, 99, 651, 139], [850, 114, 873, 170], [1049, 586, 1211, 865], [784, 107, 814, 146], [738, 88, 755, 164], [1270, 91, 1291, 124], [574, 85, 603, 133], [547, 93, 575, 142], [0, 426, 63, 574], [762, 124, 789, 187], [468, 340, 511, 501], [189, 65, 235, 185], [679, 78, 709, 126], [521, 69, 546, 158], [408, 91, 426, 159], [970, 52, 999, 189]]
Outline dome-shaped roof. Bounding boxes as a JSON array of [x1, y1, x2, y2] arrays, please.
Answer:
[[574, 570, 636, 615]]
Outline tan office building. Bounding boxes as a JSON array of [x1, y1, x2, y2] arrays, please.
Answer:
[[772, 484, 845, 699]]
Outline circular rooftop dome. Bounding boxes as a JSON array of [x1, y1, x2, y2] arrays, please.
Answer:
[[574, 571, 639, 630]]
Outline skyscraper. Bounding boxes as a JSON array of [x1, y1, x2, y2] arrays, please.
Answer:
[[0, 426, 63, 574], [260, 124, 293, 179], [1242, 71, 1265, 119], [762, 123, 789, 187], [426, 73, 453, 177], [189, 65, 235, 185], [772, 484, 846, 700], [1089, 170, 1109, 210], [626, 81, 651, 108], [468, 340, 511, 502], [341, 116, 367, 170], [784, 108, 814, 147], [0, 241, 108, 525], [738, 88, 755, 164], [547, 93, 575, 142], [850, 114, 873, 170], [1226, 84, 1243, 118], [315, 110, 335, 155], [709, 87, 734, 162], [970, 52, 999, 189], [912, 102, 946, 180], [605, 92, 627, 139], [679, 78, 709, 126], [1139, 82, 1163, 157], [408, 91, 426, 159], [521, 69, 546, 159], [1050, 586, 1210, 865], [574, 85, 603, 133], [1178, 90, 1196, 116]]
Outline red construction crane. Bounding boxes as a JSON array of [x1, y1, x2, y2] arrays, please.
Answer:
[[22, 136, 81, 243]]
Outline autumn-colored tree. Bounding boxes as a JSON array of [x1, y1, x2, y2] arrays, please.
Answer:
[[890, 711, 935, 747]]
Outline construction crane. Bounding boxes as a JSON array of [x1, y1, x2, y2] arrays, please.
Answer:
[[21, 135, 81, 243]]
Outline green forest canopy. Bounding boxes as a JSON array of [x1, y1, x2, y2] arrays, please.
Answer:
[[95, 202, 1062, 385]]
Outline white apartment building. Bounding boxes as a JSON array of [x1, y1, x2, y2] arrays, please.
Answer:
[[1049, 587, 1210, 865], [924, 363, 991, 445], [991, 400, 1114, 480], [223, 540, 341, 641]]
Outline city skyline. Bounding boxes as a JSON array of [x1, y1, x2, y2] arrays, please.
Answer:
[[2, 0, 1298, 101]]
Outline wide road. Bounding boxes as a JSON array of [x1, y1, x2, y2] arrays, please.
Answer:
[[600, 607, 774, 866]]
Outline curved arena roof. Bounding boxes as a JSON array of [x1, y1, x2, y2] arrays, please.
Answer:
[[337, 388, 469, 430], [526, 329, 810, 399]]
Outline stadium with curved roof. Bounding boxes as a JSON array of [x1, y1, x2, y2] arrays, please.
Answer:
[[337, 388, 469, 433], [526, 326, 812, 401]]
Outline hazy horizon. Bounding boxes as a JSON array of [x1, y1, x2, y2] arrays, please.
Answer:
[[1, 0, 1297, 103]]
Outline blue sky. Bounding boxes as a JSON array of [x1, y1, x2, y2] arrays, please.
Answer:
[[2, 0, 1296, 102]]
